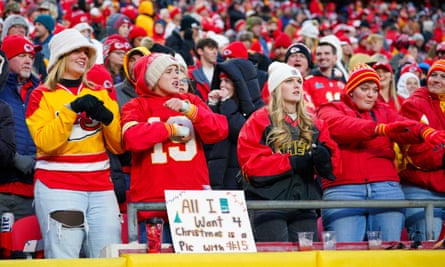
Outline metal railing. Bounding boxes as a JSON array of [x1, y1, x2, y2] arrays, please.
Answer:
[[127, 200, 445, 242]]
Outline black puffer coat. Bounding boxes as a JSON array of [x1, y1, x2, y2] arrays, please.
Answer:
[[207, 58, 264, 189]]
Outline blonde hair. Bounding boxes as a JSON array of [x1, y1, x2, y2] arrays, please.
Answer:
[[44, 55, 94, 90], [266, 84, 314, 152]]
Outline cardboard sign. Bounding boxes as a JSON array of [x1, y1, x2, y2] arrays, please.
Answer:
[[165, 190, 256, 253]]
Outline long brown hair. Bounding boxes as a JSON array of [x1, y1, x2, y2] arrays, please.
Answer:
[[266, 85, 314, 152]]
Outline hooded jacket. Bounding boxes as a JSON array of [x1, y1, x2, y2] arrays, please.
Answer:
[[317, 94, 426, 189], [206, 58, 264, 189], [121, 55, 228, 220], [399, 87, 445, 192]]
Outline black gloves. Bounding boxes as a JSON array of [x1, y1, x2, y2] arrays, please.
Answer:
[[70, 94, 102, 113], [312, 142, 336, 181], [88, 104, 113, 126], [70, 94, 113, 125], [289, 152, 313, 174]]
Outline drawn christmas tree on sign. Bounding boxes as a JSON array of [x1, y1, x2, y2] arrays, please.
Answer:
[[174, 211, 182, 223]]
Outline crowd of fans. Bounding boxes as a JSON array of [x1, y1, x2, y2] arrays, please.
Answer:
[[0, 0, 445, 259]]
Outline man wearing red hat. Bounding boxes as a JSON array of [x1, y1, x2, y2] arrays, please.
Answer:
[[0, 35, 41, 220], [165, 7, 182, 39]]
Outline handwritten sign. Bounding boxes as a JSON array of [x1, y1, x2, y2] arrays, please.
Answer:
[[165, 190, 256, 254]]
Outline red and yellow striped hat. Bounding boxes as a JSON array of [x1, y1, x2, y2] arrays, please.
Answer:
[[345, 63, 381, 94], [427, 59, 445, 80]]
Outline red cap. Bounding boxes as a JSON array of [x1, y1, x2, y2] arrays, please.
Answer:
[[222, 41, 248, 59], [400, 63, 422, 76], [373, 62, 393, 73], [234, 19, 246, 32], [195, 4, 208, 14], [1, 35, 41, 60], [128, 26, 147, 40], [169, 7, 181, 19], [273, 33, 292, 49]]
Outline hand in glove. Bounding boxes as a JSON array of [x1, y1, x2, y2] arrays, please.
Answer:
[[312, 142, 335, 181], [289, 152, 313, 174], [13, 153, 35, 176], [166, 123, 191, 143], [87, 103, 114, 126], [376, 120, 419, 140], [422, 128, 445, 146], [70, 94, 102, 114]]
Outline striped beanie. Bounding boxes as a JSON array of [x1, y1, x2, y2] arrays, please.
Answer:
[[427, 59, 445, 80], [345, 63, 380, 94]]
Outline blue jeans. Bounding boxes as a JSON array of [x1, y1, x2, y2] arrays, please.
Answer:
[[321, 182, 405, 242], [34, 179, 122, 258], [402, 184, 445, 241]]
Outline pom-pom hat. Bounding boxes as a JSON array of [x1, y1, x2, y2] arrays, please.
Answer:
[[47, 29, 97, 72], [284, 43, 313, 68], [345, 63, 380, 94], [268, 62, 302, 93]]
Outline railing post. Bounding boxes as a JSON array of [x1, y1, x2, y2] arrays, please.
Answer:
[[127, 203, 138, 243], [424, 203, 435, 240]]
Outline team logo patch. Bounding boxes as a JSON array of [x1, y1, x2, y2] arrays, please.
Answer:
[[24, 44, 34, 53], [315, 82, 324, 89]]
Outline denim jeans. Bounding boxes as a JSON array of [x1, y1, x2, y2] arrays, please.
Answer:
[[321, 182, 405, 242], [34, 179, 122, 258], [402, 184, 445, 241]]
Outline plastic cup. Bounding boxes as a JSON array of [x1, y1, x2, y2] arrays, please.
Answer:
[[322, 231, 336, 250], [367, 231, 382, 250], [145, 217, 164, 253], [297, 232, 314, 251]]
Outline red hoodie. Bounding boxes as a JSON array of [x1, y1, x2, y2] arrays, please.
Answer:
[[121, 55, 228, 221]]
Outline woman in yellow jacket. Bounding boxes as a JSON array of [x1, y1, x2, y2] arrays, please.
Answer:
[[26, 29, 124, 258]]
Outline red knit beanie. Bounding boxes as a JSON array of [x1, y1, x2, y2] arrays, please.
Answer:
[[345, 63, 380, 94]]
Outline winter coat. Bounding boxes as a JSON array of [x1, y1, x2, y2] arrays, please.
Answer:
[[317, 94, 426, 189], [207, 58, 264, 189], [399, 87, 445, 193]]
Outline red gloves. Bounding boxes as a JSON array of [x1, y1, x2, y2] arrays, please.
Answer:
[[376, 121, 419, 139], [422, 128, 445, 146]]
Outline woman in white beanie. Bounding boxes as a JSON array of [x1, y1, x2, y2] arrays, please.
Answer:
[[237, 62, 340, 242], [26, 29, 124, 258]]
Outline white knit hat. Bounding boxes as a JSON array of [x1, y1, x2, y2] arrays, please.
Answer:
[[300, 19, 319, 39], [145, 53, 179, 88], [47, 29, 97, 72], [268, 62, 302, 93]]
